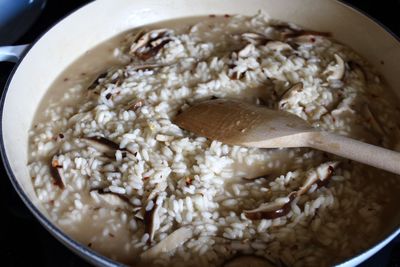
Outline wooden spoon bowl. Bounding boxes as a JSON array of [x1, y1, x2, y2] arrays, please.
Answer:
[[174, 99, 400, 175]]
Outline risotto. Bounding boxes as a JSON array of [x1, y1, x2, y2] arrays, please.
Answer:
[[28, 12, 400, 266]]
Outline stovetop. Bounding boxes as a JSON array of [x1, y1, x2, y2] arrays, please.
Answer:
[[1, 1, 399, 266]]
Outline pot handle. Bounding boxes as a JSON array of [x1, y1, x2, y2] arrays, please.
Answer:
[[0, 44, 29, 63]]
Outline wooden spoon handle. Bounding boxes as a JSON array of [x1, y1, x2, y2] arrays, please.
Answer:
[[307, 132, 400, 175]]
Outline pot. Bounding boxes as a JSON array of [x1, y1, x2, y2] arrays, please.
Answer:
[[1, 0, 399, 266]]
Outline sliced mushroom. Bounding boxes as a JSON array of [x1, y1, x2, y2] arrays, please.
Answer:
[[50, 158, 65, 189], [242, 174, 269, 180], [130, 29, 171, 60], [241, 32, 270, 45], [363, 104, 385, 135], [230, 70, 243, 80], [265, 41, 292, 51], [141, 226, 193, 261], [270, 23, 300, 40], [153, 37, 171, 54], [141, 40, 171, 61], [224, 255, 276, 267], [130, 62, 171, 72], [144, 203, 161, 243], [279, 82, 303, 100], [278, 82, 303, 109], [130, 29, 146, 46], [323, 54, 345, 81], [271, 23, 299, 32], [90, 189, 130, 209], [244, 194, 295, 220], [297, 161, 339, 195], [88, 71, 108, 90], [244, 162, 339, 220], [130, 29, 156, 53], [283, 29, 331, 39], [285, 30, 330, 46], [82, 136, 120, 155], [270, 23, 330, 42]]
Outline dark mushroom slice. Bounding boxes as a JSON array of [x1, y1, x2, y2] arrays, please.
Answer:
[[130, 62, 172, 72], [270, 24, 330, 43], [242, 174, 270, 181], [283, 29, 331, 39], [130, 29, 172, 61], [130, 29, 169, 54], [241, 32, 270, 45], [136, 39, 171, 61], [279, 82, 303, 100], [141, 226, 193, 261], [144, 202, 161, 243], [270, 23, 298, 31], [270, 23, 296, 30], [224, 255, 276, 267], [130, 29, 155, 54], [315, 165, 335, 188], [82, 136, 120, 155], [87, 71, 108, 90], [269, 23, 300, 39], [244, 161, 339, 220], [230, 70, 244, 80], [285, 31, 331, 47], [297, 161, 339, 195], [49, 158, 65, 189], [129, 29, 146, 47], [244, 193, 296, 220]]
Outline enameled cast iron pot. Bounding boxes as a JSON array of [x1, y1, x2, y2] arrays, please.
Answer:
[[1, 0, 399, 266]]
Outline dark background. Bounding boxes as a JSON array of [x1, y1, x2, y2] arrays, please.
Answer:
[[1, 1, 399, 266]]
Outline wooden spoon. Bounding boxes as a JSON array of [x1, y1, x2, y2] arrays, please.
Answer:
[[174, 99, 400, 175]]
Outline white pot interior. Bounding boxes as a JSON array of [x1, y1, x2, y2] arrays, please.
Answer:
[[2, 0, 400, 265]]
